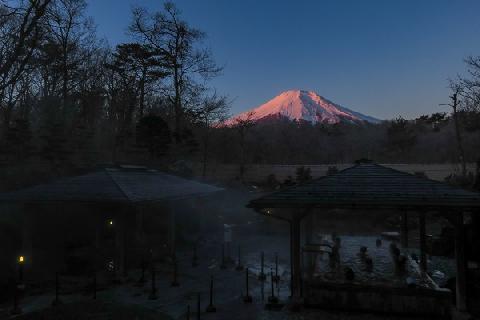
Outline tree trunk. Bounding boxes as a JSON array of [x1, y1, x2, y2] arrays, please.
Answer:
[[173, 64, 181, 144], [452, 95, 467, 177], [202, 126, 209, 178], [62, 50, 68, 119], [139, 66, 146, 118]]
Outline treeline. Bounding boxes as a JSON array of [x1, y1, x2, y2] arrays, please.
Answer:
[[0, 0, 228, 181], [207, 112, 480, 169]]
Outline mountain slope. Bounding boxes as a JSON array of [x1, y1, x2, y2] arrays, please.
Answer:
[[226, 90, 380, 125]]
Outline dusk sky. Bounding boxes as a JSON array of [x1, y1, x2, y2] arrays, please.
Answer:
[[87, 0, 480, 120]]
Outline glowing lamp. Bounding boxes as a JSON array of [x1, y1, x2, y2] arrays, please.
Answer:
[[108, 220, 114, 226], [18, 256, 24, 264]]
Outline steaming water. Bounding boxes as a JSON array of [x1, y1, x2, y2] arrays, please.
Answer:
[[241, 234, 435, 289], [310, 235, 435, 288]]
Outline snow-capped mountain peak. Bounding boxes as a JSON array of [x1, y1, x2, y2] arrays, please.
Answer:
[[225, 90, 380, 125]]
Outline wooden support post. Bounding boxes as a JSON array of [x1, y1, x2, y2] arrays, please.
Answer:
[[138, 257, 146, 285], [169, 203, 176, 259], [115, 211, 127, 278], [197, 292, 201, 320], [305, 214, 313, 244], [273, 252, 280, 282], [220, 243, 226, 269], [243, 268, 252, 303], [235, 245, 244, 271], [21, 208, 33, 270], [268, 268, 278, 304], [94, 215, 102, 250], [206, 276, 216, 312], [192, 244, 198, 267], [291, 217, 302, 299], [289, 221, 293, 298], [419, 212, 427, 272], [401, 211, 409, 248], [93, 214, 103, 272], [149, 264, 157, 300], [171, 258, 179, 287], [52, 272, 62, 306], [472, 212, 480, 269], [93, 272, 97, 300], [455, 211, 467, 311], [11, 282, 22, 315], [135, 205, 145, 244], [258, 251, 266, 280], [304, 214, 314, 280]]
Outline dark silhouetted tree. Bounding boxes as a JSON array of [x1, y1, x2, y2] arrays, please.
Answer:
[[130, 2, 222, 142], [136, 115, 171, 159], [386, 117, 417, 156]]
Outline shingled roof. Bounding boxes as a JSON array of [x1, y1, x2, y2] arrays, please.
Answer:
[[248, 163, 480, 211], [0, 167, 223, 203]]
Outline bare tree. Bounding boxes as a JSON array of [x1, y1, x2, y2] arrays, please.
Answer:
[[0, 0, 51, 91], [0, 0, 52, 129], [44, 0, 94, 116], [442, 85, 467, 177], [458, 56, 480, 110], [129, 2, 222, 142], [233, 111, 256, 181], [193, 92, 229, 177]]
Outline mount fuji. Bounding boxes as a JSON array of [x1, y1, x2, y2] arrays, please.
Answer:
[[225, 90, 380, 125]]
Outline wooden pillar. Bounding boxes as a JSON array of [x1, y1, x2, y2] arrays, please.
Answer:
[[291, 216, 302, 299], [454, 211, 467, 311], [21, 206, 33, 269], [94, 216, 102, 250], [196, 197, 206, 236], [304, 214, 314, 280], [401, 211, 409, 248], [419, 212, 427, 272], [115, 210, 127, 278], [93, 213, 103, 271], [304, 215, 312, 251], [472, 212, 480, 265], [168, 202, 176, 258], [304, 214, 313, 244], [135, 205, 145, 244], [289, 221, 293, 298]]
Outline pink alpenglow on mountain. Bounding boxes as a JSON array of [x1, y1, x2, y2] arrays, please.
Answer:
[[225, 90, 380, 125]]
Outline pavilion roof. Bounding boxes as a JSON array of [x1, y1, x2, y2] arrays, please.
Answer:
[[0, 166, 223, 203], [248, 163, 480, 211]]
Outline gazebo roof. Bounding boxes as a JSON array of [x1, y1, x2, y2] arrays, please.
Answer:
[[248, 163, 480, 211], [0, 167, 223, 204]]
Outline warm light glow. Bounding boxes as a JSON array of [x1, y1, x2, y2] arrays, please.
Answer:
[[18, 256, 24, 264], [108, 220, 114, 226], [224, 90, 377, 126]]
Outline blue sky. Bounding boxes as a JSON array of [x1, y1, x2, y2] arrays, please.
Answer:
[[87, 0, 480, 120]]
